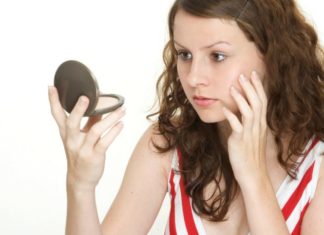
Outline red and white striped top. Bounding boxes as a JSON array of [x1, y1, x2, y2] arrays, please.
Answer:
[[165, 138, 323, 235]]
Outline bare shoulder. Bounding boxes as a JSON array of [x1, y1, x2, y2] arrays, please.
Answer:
[[133, 123, 174, 178], [301, 143, 324, 234], [314, 144, 324, 189]]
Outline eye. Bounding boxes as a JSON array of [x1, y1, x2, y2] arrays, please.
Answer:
[[176, 50, 192, 61], [212, 52, 226, 62]]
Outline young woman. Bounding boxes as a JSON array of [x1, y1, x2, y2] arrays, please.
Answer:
[[48, 0, 324, 234]]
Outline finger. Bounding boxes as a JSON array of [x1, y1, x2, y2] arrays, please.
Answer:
[[238, 74, 262, 116], [238, 74, 263, 138], [230, 86, 253, 129], [250, 71, 268, 130], [251, 71, 267, 106], [222, 106, 243, 134], [84, 107, 125, 148], [66, 96, 89, 136], [95, 121, 124, 154], [48, 86, 67, 130]]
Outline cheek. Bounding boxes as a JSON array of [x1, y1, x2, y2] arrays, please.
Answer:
[[219, 61, 264, 93], [212, 65, 245, 112], [214, 65, 241, 91], [177, 61, 189, 78], [216, 62, 266, 113]]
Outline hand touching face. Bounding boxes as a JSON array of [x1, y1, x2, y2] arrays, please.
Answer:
[[173, 9, 266, 123]]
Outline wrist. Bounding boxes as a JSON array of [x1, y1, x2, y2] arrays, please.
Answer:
[[66, 185, 96, 204], [238, 172, 273, 195], [66, 177, 97, 196]]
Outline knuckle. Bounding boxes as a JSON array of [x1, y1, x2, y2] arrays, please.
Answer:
[[89, 127, 101, 139], [66, 118, 77, 130], [253, 100, 262, 111], [244, 110, 253, 120], [96, 141, 107, 153]]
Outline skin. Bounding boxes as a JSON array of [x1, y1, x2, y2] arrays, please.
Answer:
[[173, 9, 271, 186], [174, 9, 324, 235], [48, 8, 324, 235], [174, 12, 266, 124]]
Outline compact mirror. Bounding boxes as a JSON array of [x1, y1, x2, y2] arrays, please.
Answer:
[[54, 60, 124, 116]]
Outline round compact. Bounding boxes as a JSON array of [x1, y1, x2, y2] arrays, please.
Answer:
[[54, 60, 124, 116]]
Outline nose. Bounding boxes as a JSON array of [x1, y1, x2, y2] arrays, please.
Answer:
[[186, 58, 210, 87]]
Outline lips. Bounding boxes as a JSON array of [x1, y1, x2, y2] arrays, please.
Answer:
[[193, 96, 217, 107]]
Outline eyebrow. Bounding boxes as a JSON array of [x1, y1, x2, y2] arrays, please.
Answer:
[[174, 40, 232, 49]]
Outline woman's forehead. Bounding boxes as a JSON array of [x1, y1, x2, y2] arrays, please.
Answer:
[[173, 10, 246, 48]]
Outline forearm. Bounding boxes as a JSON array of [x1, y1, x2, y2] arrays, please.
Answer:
[[66, 187, 102, 235], [240, 175, 289, 235]]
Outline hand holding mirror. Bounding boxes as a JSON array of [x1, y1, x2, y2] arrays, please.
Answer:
[[54, 60, 124, 116]]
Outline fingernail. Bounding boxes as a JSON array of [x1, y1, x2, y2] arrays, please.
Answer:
[[230, 86, 237, 93], [239, 74, 246, 83]]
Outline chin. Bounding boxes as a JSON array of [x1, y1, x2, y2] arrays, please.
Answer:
[[196, 110, 226, 123]]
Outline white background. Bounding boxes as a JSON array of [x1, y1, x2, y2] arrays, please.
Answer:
[[0, 1, 323, 234]]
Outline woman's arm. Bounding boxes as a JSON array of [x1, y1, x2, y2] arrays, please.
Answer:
[[49, 86, 172, 235], [49, 86, 124, 235], [65, 188, 102, 235], [65, 125, 172, 235], [102, 125, 172, 234], [239, 174, 289, 234], [222, 72, 289, 234]]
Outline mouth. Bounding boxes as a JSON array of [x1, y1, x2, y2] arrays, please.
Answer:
[[193, 96, 218, 107]]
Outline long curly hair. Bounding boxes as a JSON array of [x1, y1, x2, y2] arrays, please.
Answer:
[[148, 0, 324, 221]]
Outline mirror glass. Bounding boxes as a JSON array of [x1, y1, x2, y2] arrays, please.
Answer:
[[96, 96, 119, 110]]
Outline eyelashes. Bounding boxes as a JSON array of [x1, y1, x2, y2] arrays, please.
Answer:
[[176, 50, 192, 61], [212, 53, 226, 62], [176, 50, 226, 62]]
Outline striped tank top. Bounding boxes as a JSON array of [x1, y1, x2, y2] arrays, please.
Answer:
[[165, 138, 323, 235]]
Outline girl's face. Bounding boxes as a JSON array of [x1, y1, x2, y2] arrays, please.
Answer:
[[174, 9, 266, 123]]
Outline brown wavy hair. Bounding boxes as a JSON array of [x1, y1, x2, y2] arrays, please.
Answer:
[[148, 0, 324, 221]]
